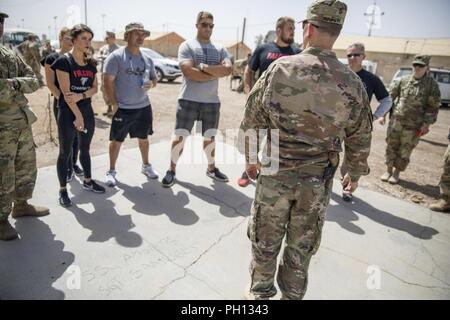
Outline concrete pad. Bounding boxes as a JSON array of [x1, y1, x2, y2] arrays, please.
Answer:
[[0, 136, 449, 300]]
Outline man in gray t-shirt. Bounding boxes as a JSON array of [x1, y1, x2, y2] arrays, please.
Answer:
[[103, 22, 159, 187], [161, 11, 233, 188]]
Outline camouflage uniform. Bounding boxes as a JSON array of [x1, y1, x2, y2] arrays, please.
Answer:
[[239, 0, 372, 300], [0, 40, 40, 223], [17, 39, 44, 86], [98, 33, 120, 109], [440, 143, 450, 203], [386, 55, 441, 172]]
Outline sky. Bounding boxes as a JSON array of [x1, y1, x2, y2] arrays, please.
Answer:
[[1, 0, 450, 49]]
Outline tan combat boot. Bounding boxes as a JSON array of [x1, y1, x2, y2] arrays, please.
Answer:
[[0, 220, 19, 241], [380, 167, 393, 182], [429, 199, 450, 213], [388, 168, 400, 184], [12, 201, 50, 219], [243, 284, 269, 300]]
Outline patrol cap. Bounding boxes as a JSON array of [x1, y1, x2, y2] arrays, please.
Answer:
[[124, 22, 150, 41], [105, 31, 116, 38], [412, 55, 431, 66], [0, 11, 9, 18], [299, 0, 348, 27]]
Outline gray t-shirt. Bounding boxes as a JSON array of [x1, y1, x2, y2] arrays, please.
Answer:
[[104, 47, 157, 109], [178, 39, 231, 104]]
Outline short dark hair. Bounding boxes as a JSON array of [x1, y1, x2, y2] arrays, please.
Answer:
[[316, 21, 342, 37], [196, 11, 214, 24], [59, 27, 70, 41], [276, 17, 295, 30]]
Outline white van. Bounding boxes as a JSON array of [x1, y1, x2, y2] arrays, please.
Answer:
[[391, 67, 450, 107]]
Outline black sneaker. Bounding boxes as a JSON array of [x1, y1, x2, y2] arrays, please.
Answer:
[[59, 190, 72, 207], [83, 180, 106, 194], [342, 192, 353, 202], [73, 164, 84, 176], [206, 168, 229, 182], [67, 169, 74, 182], [161, 170, 176, 188]]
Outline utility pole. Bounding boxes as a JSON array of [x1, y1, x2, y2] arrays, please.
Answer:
[[102, 14, 106, 36], [84, 0, 88, 25], [364, 0, 384, 37], [21, 18, 24, 29], [53, 16, 57, 40], [238, 17, 246, 60], [48, 25, 51, 40]]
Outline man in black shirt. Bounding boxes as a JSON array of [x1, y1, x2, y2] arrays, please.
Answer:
[[341, 42, 393, 202], [238, 16, 301, 187]]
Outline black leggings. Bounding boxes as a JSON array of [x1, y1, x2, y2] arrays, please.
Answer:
[[54, 98, 79, 167], [57, 104, 95, 188]]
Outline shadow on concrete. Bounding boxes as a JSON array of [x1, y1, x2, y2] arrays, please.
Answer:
[[94, 117, 111, 130], [396, 180, 440, 199], [328, 192, 439, 240], [67, 181, 143, 248], [115, 179, 199, 226], [0, 218, 75, 299], [419, 138, 448, 148], [177, 179, 252, 218]]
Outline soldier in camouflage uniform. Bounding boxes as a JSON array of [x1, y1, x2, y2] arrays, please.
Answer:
[[430, 129, 450, 213], [98, 31, 120, 116], [0, 11, 50, 241], [40, 40, 55, 61], [238, 0, 372, 300], [17, 34, 45, 87], [381, 55, 441, 184]]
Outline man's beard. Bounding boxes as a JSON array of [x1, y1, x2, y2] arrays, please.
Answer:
[[281, 35, 294, 44]]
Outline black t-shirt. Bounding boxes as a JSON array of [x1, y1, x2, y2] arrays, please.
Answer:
[[42, 52, 61, 89], [51, 54, 97, 108], [356, 69, 389, 103], [249, 42, 301, 76]]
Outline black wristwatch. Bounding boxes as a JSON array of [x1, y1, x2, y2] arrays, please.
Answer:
[[11, 79, 21, 91], [82, 92, 87, 100]]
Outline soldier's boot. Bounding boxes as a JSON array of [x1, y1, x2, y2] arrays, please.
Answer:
[[429, 199, 450, 213], [243, 284, 269, 300], [380, 167, 393, 182], [0, 220, 19, 241], [388, 168, 401, 185], [12, 201, 50, 219]]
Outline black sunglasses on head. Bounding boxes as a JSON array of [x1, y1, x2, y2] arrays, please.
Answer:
[[413, 64, 426, 68], [347, 53, 363, 58], [200, 22, 214, 29]]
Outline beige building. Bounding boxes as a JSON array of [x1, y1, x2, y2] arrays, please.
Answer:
[[334, 34, 450, 84], [92, 31, 185, 58], [215, 41, 252, 60]]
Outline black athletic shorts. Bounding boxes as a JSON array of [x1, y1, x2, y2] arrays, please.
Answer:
[[110, 105, 153, 142]]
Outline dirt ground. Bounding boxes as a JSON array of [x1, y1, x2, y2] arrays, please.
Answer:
[[28, 77, 449, 209]]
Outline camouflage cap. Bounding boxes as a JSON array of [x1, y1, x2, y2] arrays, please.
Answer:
[[0, 11, 9, 18], [124, 22, 150, 40], [412, 55, 431, 66], [300, 0, 348, 27], [105, 31, 116, 38]]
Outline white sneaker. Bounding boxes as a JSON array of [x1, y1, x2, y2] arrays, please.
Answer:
[[105, 170, 117, 187], [142, 164, 159, 179]]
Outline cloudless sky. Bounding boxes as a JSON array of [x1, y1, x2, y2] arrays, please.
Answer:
[[2, 0, 450, 49]]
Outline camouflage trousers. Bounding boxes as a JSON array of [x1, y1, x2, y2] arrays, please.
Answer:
[[440, 145, 450, 203], [385, 118, 421, 171], [100, 74, 112, 108], [248, 165, 333, 300], [0, 120, 37, 222]]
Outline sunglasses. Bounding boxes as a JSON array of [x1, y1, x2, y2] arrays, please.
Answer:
[[200, 22, 214, 29], [347, 53, 363, 58], [413, 64, 426, 68], [302, 20, 320, 30]]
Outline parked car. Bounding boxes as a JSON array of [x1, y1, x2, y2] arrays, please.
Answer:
[[141, 48, 182, 82], [391, 67, 450, 107]]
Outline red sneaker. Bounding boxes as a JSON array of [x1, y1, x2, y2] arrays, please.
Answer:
[[238, 177, 250, 187]]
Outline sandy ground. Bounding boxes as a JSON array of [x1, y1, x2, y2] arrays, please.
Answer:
[[28, 76, 449, 209]]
